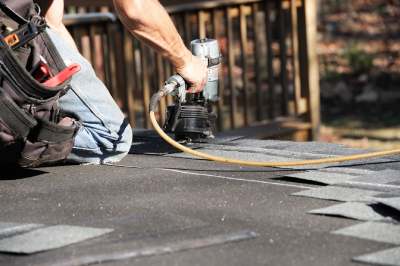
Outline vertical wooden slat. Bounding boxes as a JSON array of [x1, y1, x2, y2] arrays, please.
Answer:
[[123, 30, 136, 127], [298, 0, 308, 98], [265, 0, 275, 119], [173, 15, 185, 43], [133, 39, 145, 127], [80, 26, 91, 62], [156, 54, 167, 123], [184, 13, 192, 45], [239, 5, 250, 126], [276, 0, 289, 116], [102, 24, 112, 91], [71, 26, 83, 52], [252, 3, 263, 121], [106, 23, 119, 99], [212, 9, 225, 130], [140, 44, 151, 128], [226, 7, 236, 129], [198, 10, 207, 39], [114, 25, 127, 109], [290, 0, 302, 115], [300, 0, 320, 139], [163, 59, 174, 106], [89, 25, 105, 82], [88, 20, 96, 67]]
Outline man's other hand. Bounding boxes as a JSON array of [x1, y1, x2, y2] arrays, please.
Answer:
[[176, 52, 208, 94]]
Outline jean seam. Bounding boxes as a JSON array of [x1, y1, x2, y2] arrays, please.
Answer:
[[69, 81, 115, 136]]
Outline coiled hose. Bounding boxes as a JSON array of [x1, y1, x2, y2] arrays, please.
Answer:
[[150, 91, 400, 167]]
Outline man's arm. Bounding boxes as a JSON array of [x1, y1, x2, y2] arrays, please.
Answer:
[[113, 0, 207, 92], [37, 0, 79, 51]]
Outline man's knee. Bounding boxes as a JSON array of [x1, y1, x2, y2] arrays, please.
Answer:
[[99, 122, 133, 163], [68, 121, 133, 164]]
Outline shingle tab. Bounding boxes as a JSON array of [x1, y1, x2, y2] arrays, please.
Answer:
[[334, 222, 400, 245], [0, 222, 43, 239], [342, 169, 400, 191], [320, 167, 375, 176], [308, 202, 394, 222], [353, 247, 400, 266], [293, 186, 379, 202], [0, 225, 113, 254]]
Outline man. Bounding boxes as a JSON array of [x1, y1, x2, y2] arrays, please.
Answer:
[[35, 0, 208, 164]]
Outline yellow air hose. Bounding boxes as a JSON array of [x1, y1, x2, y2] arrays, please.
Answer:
[[149, 91, 400, 167]]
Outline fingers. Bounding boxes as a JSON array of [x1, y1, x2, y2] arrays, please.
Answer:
[[176, 54, 208, 94], [187, 77, 207, 93]]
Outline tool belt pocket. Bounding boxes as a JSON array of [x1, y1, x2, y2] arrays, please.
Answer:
[[0, 3, 81, 167], [19, 114, 79, 168]]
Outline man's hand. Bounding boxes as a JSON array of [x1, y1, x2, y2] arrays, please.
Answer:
[[176, 52, 208, 93]]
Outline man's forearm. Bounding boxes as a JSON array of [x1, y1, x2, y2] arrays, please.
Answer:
[[40, 0, 79, 51], [113, 0, 191, 69]]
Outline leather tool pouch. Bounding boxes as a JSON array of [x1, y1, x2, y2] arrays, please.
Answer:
[[0, 2, 80, 167]]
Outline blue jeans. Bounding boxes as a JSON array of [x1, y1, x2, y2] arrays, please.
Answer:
[[47, 29, 132, 164]]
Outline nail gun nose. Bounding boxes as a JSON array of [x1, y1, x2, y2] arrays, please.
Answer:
[[163, 82, 178, 95]]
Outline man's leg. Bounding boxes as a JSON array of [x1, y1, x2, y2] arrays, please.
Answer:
[[47, 29, 133, 164]]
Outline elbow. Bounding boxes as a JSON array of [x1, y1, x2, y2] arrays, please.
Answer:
[[114, 0, 152, 23]]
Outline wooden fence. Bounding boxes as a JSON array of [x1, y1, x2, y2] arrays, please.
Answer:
[[64, 0, 320, 140]]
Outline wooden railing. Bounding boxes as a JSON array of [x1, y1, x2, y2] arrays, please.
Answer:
[[64, 0, 320, 140]]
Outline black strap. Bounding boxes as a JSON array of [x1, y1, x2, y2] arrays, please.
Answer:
[[0, 92, 37, 138], [0, 1, 28, 25], [208, 57, 221, 67]]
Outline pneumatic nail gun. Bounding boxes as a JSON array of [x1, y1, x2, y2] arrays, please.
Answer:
[[163, 38, 221, 142]]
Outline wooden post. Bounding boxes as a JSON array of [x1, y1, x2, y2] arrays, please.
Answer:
[[226, 7, 237, 129], [299, 0, 320, 139], [239, 5, 250, 126], [252, 3, 263, 121], [198, 10, 207, 39]]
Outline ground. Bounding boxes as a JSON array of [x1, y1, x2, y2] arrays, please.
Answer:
[[318, 0, 400, 149]]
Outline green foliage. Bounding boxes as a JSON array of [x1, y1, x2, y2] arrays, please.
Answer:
[[343, 42, 374, 75], [321, 67, 341, 81]]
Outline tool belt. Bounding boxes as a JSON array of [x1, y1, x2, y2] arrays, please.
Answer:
[[0, 1, 80, 167]]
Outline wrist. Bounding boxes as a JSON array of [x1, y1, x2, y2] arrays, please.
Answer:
[[172, 49, 192, 70]]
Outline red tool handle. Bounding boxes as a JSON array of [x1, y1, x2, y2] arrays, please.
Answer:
[[43, 64, 81, 87]]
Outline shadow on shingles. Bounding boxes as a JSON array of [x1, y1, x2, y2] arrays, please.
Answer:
[[371, 203, 400, 222], [0, 166, 48, 180], [272, 176, 327, 186], [129, 141, 181, 155]]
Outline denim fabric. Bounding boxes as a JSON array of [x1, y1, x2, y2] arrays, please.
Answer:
[[47, 29, 132, 164]]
